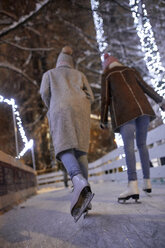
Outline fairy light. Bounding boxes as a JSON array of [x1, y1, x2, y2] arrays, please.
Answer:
[[91, 0, 123, 146], [0, 94, 33, 158], [129, 0, 165, 122], [18, 139, 33, 158], [91, 0, 109, 61]]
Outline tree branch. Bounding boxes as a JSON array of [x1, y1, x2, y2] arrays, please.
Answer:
[[55, 9, 97, 51], [0, 0, 51, 38], [23, 52, 32, 67], [0, 10, 17, 20], [0, 61, 38, 87], [0, 39, 55, 52]]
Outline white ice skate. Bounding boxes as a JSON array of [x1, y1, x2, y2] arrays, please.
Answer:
[[71, 174, 94, 222], [143, 179, 152, 193], [118, 180, 140, 203]]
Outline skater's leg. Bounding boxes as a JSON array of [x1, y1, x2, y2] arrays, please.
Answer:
[[75, 150, 92, 211], [120, 120, 137, 181], [63, 168, 68, 187], [136, 115, 150, 179], [58, 149, 82, 179], [75, 150, 88, 180], [59, 149, 94, 222], [135, 115, 152, 192], [118, 120, 139, 202]]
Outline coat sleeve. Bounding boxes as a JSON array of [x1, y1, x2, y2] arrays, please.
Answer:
[[82, 73, 94, 103], [101, 74, 110, 124], [133, 68, 163, 103], [40, 72, 50, 108]]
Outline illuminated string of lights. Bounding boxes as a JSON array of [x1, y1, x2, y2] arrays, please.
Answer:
[[90, 0, 109, 61], [90, 0, 123, 146], [129, 0, 165, 121], [0, 95, 33, 158]]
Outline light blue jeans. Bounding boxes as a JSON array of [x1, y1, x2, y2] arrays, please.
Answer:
[[120, 115, 150, 181], [59, 149, 88, 180]]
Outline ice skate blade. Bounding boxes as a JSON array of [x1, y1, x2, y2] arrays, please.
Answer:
[[73, 193, 94, 223], [118, 194, 140, 204]]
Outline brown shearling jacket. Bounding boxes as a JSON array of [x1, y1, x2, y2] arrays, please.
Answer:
[[101, 66, 163, 133]]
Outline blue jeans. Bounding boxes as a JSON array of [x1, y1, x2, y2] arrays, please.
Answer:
[[59, 149, 88, 180], [120, 115, 150, 181]]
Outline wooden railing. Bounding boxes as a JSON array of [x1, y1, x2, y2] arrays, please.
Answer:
[[37, 124, 165, 187], [37, 170, 66, 187], [88, 124, 165, 182], [0, 151, 37, 211]]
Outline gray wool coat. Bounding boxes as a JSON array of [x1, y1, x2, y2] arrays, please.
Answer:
[[40, 53, 94, 159]]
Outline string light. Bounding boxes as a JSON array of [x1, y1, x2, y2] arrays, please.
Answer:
[[18, 139, 33, 158], [91, 0, 123, 146], [129, 0, 165, 122], [0, 94, 33, 158], [90, 0, 109, 61]]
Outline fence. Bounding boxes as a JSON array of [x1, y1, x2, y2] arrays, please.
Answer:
[[37, 124, 165, 187], [88, 123, 165, 182]]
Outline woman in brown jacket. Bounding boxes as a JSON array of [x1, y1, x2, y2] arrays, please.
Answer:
[[100, 53, 165, 202]]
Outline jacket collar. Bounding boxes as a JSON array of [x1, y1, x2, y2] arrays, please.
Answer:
[[103, 66, 130, 77]]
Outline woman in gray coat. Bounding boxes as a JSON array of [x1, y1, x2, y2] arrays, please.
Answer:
[[40, 46, 94, 222]]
